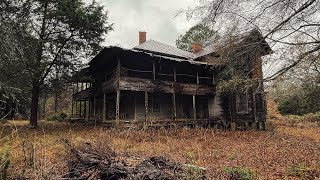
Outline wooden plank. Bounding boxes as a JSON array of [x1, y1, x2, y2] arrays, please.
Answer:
[[134, 93, 137, 121], [116, 90, 120, 121], [145, 91, 148, 122], [196, 72, 199, 84], [172, 93, 176, 120], [71, 101, 74, 118], [153, 60, 156, 80], [119, 77, 215, 95], [212, 72, 216, 85], [173, 66, 176, 82], [103, 93, 106, 121], [84, 100, 87, 120], [88, 99, 91, 120], [102, 79, 117, 93], [72, 88, 91, 101], [75, 101, 78, 118], [193, 95, 196, 120], [93, 96, 96, 117]]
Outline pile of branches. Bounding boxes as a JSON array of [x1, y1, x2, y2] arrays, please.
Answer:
[[61, 139, 205, 179]]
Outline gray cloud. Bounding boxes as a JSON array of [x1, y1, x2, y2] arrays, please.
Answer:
[[85, 0, 198, 48]]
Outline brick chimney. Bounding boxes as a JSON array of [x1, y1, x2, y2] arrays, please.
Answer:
[[192, 43, 202, 53], [139, 31, 147, 45]]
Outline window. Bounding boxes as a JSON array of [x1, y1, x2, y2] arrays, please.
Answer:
[[236, 92, 248, 114]]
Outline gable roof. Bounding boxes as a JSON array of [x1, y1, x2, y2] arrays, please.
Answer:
[[133, 40, 194, 60]]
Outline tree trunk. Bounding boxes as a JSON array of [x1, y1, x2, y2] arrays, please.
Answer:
[[30, 82, 40, 128]]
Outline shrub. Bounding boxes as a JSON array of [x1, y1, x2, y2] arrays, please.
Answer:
[[224, 167, 256, 180]]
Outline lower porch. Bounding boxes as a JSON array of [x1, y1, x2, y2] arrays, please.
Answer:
[[71, 90, 220, 125]]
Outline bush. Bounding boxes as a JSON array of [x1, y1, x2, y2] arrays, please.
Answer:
[[224, 167, 255, 180], [277, 85, 320, 116]]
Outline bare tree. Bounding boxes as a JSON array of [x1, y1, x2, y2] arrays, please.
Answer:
[[186, 0, 320, 81]]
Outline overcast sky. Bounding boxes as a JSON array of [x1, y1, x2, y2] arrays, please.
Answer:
[[84, 0, 199, 48]]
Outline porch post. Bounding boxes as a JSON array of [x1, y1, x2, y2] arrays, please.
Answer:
[[172, 93, 176, 120], [193, 95, 196, 120], [79, 100, 82, 118], [212, 71, 216, 85], [103, 93, 106, 121], [196, 72, 199, 84], [153, 60, 156, 80], [88, 98, 91, 120], [116, 90, 120, 122], [75, 101, 78, 118], [173, 66, 176, 82], [144, 91, 148, 122], [83, 100, 87, 120], [134, 93, 137, 121], [93, 96, 96, 117], [71, 101, 74, 118]]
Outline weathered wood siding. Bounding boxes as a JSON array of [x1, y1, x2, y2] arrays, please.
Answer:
[[208, 94, 223, 118], [119, 77, 215, 95]]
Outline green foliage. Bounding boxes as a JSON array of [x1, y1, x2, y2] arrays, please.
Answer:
[[176, 23, 218, 52], [217, 76, 259, 94], [224, 167, 256, 180], [277, 84, 320, 115], [288, 163, 318, 178], [1, 0, 113, 124]]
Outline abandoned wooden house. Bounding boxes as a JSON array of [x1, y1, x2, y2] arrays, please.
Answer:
[[71, 29, 272, 129]]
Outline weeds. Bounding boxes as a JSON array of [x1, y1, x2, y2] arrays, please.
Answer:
[[0, 144, 10, 180], [1, 120, 320, 179], [287, 163, 320, 178], [224, 167, 256, 180]]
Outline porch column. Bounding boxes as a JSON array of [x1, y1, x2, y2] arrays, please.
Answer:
[[75, 101, 78, 118], [173, 66, 176, 82], [116, 90, 120, 121], [144, 91, 148, 122], [103, 93, 107, 121], [172, 93, 176, 120], [93, 96, 96, 117], [88, 98, 91, 120], [71, 101, 74, 118], [79, 100, 82, 118], [153, 60, 156, 80], [212, 71, 216, 85], [193, 95, 196, 120], [196, 72, 199, 84], [83, 100, 87, 120]]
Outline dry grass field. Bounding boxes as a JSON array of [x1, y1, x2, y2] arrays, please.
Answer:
[[1, 102, 320, 179]]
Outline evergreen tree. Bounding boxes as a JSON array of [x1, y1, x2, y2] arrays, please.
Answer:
[[176, 24, 218, 52]]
